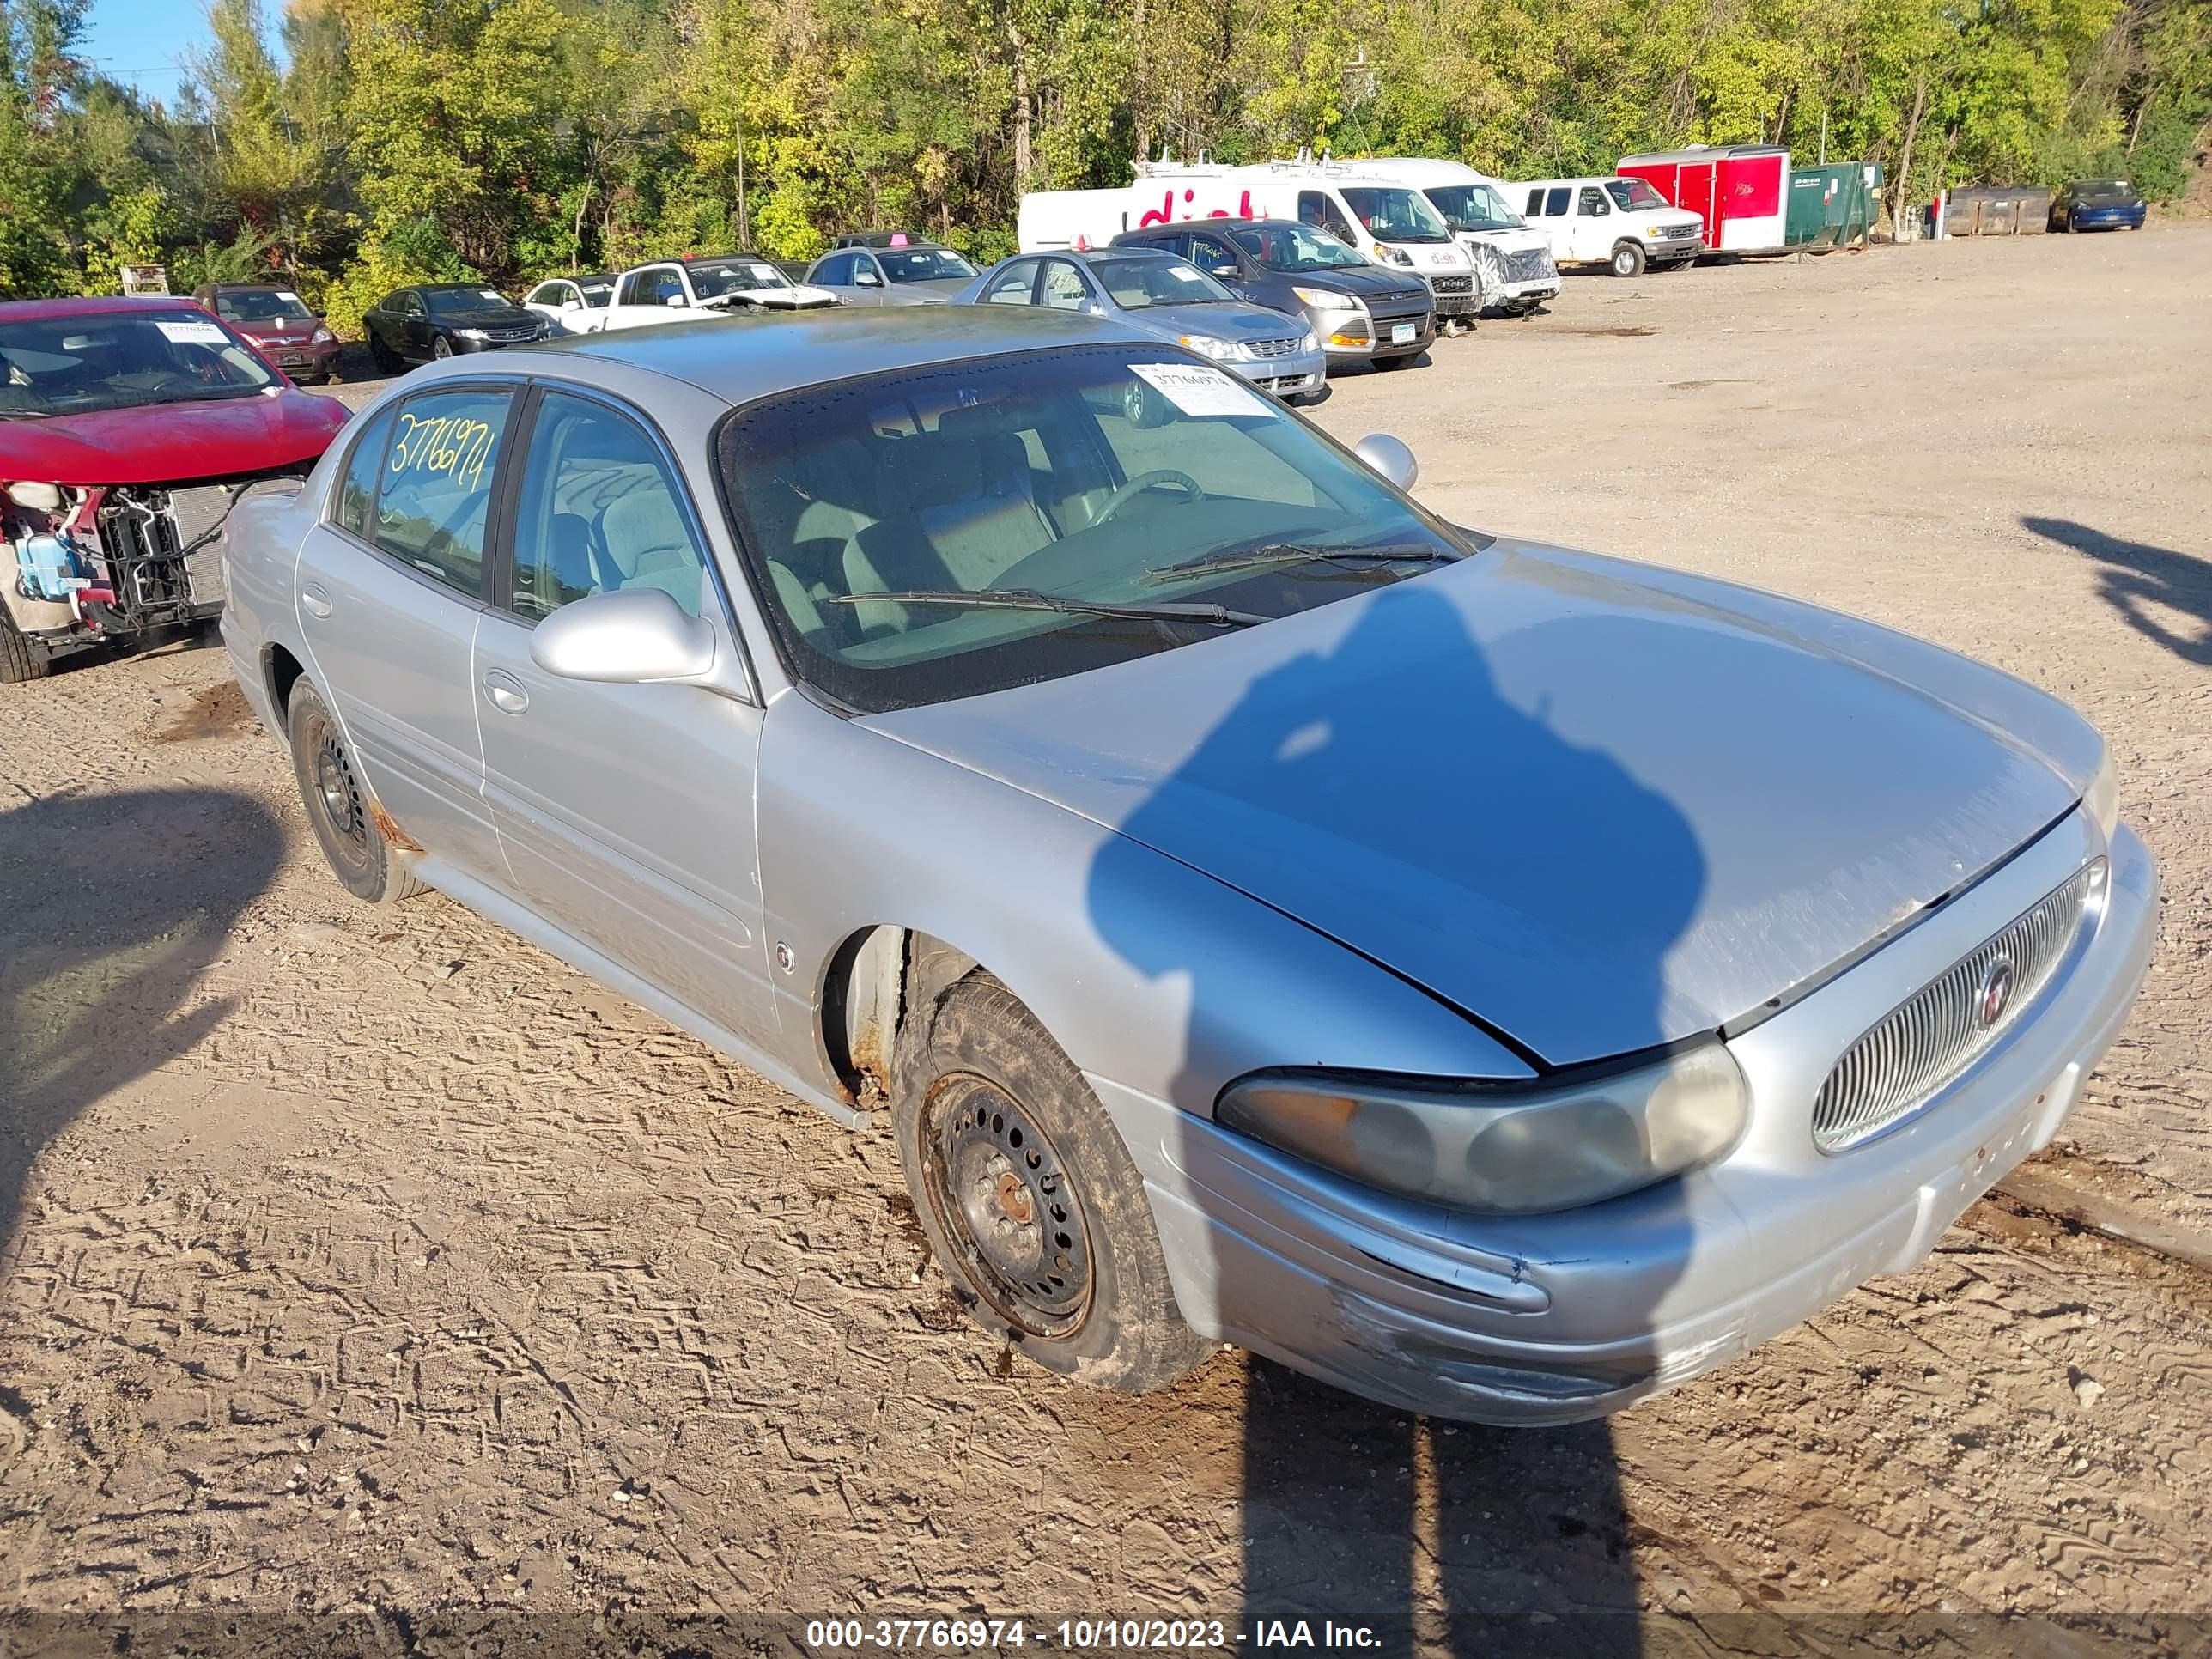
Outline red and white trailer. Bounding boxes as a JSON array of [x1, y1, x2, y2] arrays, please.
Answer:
[[1618, 146, 1790, 255]]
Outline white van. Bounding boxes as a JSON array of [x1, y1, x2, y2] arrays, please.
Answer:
[[1510, 177, 1705, 276], [1357, 158, 1560, 315], [1018, 155, 1485, 326]]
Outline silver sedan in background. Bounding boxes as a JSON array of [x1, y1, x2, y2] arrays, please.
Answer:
[[963, 247, 1328, 404], [217, 310, 2154, 1423]]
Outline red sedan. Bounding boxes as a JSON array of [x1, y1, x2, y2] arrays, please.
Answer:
[[1, 294, 350, 684]]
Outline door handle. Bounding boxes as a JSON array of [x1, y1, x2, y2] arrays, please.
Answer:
[[482, 671, 529, 715], [301, 583, 334, 619]]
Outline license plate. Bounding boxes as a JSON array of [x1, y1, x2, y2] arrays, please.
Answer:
[[279, 355, 307, 367], [1391, 322, 1416, 345]]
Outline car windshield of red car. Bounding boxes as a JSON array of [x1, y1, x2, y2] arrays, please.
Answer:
[[213, 289, 314, 324], [0, 309, 276, 419]]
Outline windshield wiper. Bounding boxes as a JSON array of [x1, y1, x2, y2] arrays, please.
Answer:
[[1142, 541, 1460, 585], [819, 587, 1268, 628]]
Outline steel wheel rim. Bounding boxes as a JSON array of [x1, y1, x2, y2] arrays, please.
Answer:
[[307, 713, 371, 868], [921, 1074, 1094, 1339], [433, 337, 453, 359]]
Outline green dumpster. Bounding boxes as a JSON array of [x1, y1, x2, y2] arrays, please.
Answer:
[[1786, 163, 1881, 248]]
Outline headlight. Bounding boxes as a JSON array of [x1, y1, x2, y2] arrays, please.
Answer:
[[1178, 334, 1238, 361], [1216, 1041, 1750, 1214], [1292, 286, 1362, 310], [310, 326, 334, 343], [1381, 246, 1414, 267], [2083, 746, 2118, 839], [1299, 329, 1319, 352], [455, 327, 488, 340]]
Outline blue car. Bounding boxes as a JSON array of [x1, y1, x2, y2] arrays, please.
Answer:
[[2051, 179, 2147, 232]]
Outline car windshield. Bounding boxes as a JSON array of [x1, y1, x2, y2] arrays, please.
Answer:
[[0, 308, 277, 417], [1095, 258, 1237, 307], [1229, 224, 1367, 272], [1340, 186, 1452, 244], [425, 287, 511, 317], [690, 259, 793, 297], [211, 289, 314, 324], [1605, 179, 1669, 211], [1423, 184, 1523, 233], [880, 247, 978, 283], [720, 343, 1474, 712]]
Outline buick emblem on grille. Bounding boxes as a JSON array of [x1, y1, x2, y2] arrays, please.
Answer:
[[1977, 957, 2016, 1028]]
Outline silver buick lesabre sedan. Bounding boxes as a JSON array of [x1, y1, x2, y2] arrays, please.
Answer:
[[219, 309, 2156, 1423]]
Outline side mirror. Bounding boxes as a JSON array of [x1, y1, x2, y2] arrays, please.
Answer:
[[562, 297, 582, 310], [663, 294, 688, 307], [854, 270, 883, 288], [529, 586, 750, 702], [1353, 433, 1419, 492]]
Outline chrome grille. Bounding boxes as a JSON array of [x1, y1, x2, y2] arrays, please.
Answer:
[[1246, 337, 1304, 360], [1429, 275, 1474, 295], [1812, 863, 2100, 1152], [1657, 224, 1700, 240]]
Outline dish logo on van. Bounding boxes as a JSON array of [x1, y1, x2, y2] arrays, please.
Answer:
[[1139, 187, 1257, 228]]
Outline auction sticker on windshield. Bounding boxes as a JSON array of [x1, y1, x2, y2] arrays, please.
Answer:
[[1130, 362, 1276, 419], [155, 319, 229, 345]]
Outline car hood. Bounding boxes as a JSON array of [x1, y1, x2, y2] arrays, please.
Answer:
[[233, 319, 324, 343], [860, 542, 2099, 1066], [884, 279, 975, 304], [0, 389, 351, 486], [432, 307, 538, 329], [1127, 302, 1310, 342], [704, 283, 839, 311], [1286, 268, 1431, 307]]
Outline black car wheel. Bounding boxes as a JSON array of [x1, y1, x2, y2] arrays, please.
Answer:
[[286, 681, 425, 905], [1, 608, 48, 684], [368, 330, 401, 374], [894, 975, 1212, 1394]]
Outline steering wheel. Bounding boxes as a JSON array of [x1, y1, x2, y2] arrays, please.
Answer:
[[1097, 469, 1206, 522]]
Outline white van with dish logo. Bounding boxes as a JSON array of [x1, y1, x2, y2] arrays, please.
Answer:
[[1018, 152, 1486, 329]]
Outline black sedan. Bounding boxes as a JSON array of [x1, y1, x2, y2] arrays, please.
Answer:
[[2050, 179, 2148, 233], [1109, 218, 1434, 369], [362, 283, 549, 372]]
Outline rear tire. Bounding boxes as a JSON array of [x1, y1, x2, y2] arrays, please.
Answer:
[[1610, 240, 1648, 278], [893, 974, 1213, 1395], [0, 610, 48, 684], [368, 331, 401, 374], [285, 680, 425, 904]]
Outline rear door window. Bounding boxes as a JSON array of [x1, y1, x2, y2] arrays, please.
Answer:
[[1544, 188, 1571, 216], [372, 387, 515, 599], [1039, 261, 1091, 311]]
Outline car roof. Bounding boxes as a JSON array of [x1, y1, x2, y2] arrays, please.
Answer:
[[202, 282, 291, 293], [441, 306, 1155, 407], [1115, 218, 1292, 238], [1072, 247, 1179, 263], [833, 232, 938, 248], [0, 294, 210, 324], [418, 281, 501, 292]]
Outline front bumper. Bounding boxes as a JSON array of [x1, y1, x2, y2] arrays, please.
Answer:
[[1311, 309, 1434, 362], [1649, 236, 1705, 262], [261, 340, 341, 376], [1228, 348, 1328, 399], [1093, 812, 2156, 1424], [2071, 207, 2145, 229]]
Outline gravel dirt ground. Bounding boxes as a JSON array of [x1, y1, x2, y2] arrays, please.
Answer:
[[2, 227, 2207, 1655]]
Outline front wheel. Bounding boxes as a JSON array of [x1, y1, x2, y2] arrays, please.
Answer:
[[286, 680, 425, 905], [431, 336, 455, 362], [1610, 241, 1648, 278], [894, 975, 1213, 1394], [0, 609, 48, 684]]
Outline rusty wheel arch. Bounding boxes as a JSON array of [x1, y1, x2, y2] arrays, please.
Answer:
[[817, 927, 981, 1111]]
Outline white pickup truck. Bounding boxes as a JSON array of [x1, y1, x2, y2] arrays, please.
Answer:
[[529, 255, 836, 335]]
